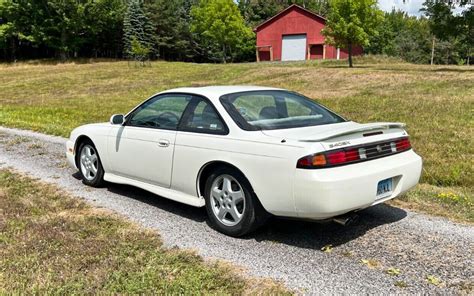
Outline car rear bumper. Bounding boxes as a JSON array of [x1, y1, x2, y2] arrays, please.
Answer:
[[293, 149, 422, 219], [65, 140, 77, 169]]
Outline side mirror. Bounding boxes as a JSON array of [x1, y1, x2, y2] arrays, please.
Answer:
[[110, 114, 125, 125]]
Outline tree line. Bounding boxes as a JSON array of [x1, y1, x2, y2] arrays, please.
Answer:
[[0, 0, 472, 65], [367, 1, 473, 65]]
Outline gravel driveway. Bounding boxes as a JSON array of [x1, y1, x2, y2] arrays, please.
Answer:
[[0, 126, 472, 294]]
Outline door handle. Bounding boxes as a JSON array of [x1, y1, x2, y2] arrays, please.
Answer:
[[157, 139, 170, 147]]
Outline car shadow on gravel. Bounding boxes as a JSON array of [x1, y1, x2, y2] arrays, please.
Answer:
[[251, 204, 408, 249], [80, 173, 408, 249], [105, 183, 208, 223]]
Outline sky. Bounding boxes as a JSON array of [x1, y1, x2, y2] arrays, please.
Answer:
[[378, 0, 470, 16]]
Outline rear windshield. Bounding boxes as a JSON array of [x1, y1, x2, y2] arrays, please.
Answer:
[[220, 90, 345, 131]]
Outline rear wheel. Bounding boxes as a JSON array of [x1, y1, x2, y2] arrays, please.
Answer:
[[78, 141, 104, 187], [204, 167, 267, 237]]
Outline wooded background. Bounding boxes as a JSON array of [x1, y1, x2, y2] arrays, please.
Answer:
[[0, 0, 472, 64]]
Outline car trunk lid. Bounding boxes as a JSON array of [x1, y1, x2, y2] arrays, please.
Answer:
[[261, 121, 408, 150]]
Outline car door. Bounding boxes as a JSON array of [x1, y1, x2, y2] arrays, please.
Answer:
[[171, 97, 229, 195], [107, 93, 192, 187]]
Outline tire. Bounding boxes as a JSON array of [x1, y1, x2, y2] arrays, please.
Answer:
[[204, 167, 268, 237], [77, 140, 105, 187]]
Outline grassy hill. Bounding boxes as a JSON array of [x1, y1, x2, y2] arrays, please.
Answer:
[[0, 57, 472, 221]]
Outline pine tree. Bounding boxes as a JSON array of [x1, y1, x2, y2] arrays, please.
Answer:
[[145, 0, 199, 61], [123, 0, 153, 60]]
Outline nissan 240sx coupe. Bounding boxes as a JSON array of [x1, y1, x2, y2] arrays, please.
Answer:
[[66, 86, 422, 236]]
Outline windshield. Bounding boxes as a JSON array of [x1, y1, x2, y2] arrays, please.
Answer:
[[220, 90, 345, 131]]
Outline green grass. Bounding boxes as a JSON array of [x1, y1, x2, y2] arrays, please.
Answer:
[[0, 56, 472, 221], [390, 183, 473, 223], [0, 169, 288, 294]]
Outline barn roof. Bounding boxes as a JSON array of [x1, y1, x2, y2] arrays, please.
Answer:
[[253, 4, 326, 32]]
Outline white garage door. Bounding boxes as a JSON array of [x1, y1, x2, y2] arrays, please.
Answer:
[[281, 34, 307, 61]]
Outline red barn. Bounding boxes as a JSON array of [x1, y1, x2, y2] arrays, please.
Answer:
[[254, 4, 363, 62]]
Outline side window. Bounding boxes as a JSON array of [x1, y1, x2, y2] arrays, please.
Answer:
[[128, 95, 191, 130], [182, 99, 227, 134]]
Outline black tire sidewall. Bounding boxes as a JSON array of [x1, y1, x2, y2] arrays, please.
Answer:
[[77, 140, 105, 187], [204, 167, 259, 237]]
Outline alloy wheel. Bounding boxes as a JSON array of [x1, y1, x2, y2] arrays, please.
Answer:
[[210, 174, 246, 227], [80, 144, 99, 181]]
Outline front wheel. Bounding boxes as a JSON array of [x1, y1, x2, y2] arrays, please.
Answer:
[[77, 141, 104, 187], [204, 167, 268, 237]]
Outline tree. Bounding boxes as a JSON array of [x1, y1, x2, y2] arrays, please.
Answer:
[[237, 0, 284, 27], [144, 0, 200, 61], [191, 0, 254, 63], [0, 0, 88, 60], [130, 36, 151, 65], [237, 0, 329, 27], [393, 16, 432, 64], [322, 0, 382, 67], [422, 0, 458, 39], [123, 0, 153, 61], [366, 9, 406, 56], [295, 0, 329, 15], [421, 0, 458, 65], [0, 0, 125, 60], [365, 9, 434, 64], [460, 6, 473, 65], [0, 1, 18, 60], [455, 2, 473, 65], [422, 1, 474, 65], [84, 0, 126, 58]]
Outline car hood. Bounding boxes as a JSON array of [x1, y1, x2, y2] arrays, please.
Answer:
[[260, 121, 406, 142]]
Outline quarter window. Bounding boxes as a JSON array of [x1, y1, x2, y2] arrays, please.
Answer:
[[181, 99, 226, 134]]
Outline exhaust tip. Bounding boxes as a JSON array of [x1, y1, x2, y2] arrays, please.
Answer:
[[333, 213, 359, 226]]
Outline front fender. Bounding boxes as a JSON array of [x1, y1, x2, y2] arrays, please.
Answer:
[[68, 123, 112, 172]]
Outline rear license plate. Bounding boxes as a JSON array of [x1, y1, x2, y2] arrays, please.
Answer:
[[376, 178, 393, 198]]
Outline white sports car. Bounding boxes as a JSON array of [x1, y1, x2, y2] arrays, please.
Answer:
[[66, 86, 422, 236]]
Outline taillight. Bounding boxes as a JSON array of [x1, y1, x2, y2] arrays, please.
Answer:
[[297, 149, 361, 168], [395, 138, 411, 151], [297, 137, 412, 169], [297, 154, 327, 168], [326, 149, 359, 164]]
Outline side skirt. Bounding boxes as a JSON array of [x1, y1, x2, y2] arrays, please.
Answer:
[[104, 173, 205, 207]]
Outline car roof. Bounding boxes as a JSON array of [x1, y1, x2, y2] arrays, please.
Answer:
[[159, 85, 284, 100]]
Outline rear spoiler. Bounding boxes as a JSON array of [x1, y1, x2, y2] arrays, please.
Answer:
[[299, 122, 406, 142]]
